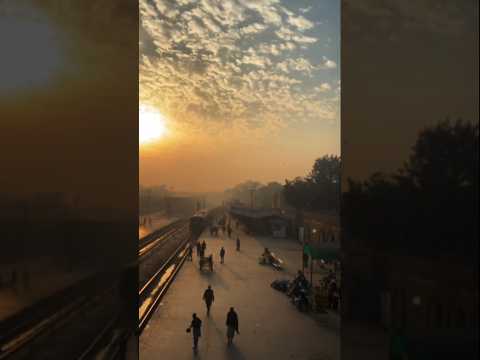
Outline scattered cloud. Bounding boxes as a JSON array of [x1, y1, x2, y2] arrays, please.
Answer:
[[315, 83, 332, 92], [140, 0, 339, 136]]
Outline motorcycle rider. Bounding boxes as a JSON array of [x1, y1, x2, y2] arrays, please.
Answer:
[[288, 270, 308, 297], [262, 248, 272, 263]]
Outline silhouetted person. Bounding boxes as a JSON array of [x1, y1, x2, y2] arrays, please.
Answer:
[[187, 313, 202, 350], [236, 237, 240, 251], [220, 247, 225, 264], [226, 307, 239, 346], [201, 240, 206, 254], [187, 244, 193, 261], [303, 252, 309, 269], [196, 242, 201, 257], [203, 285, 214, 315], [328, 280, 338, 309], [208, 255, 213, 271]]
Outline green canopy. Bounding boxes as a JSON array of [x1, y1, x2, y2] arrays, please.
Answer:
[[303, 244, 339, 260]]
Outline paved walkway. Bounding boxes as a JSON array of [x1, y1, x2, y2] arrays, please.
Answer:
[[140, 228, 339, 360]]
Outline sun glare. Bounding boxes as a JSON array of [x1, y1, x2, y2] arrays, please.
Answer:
[[139, 105, 167, 145]]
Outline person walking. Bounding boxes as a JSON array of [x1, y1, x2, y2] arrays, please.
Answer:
[[187, 313, 202, 350], [202, 285, 215, 316], [236, 237, 240, 251], [226, 307, 239, 346], [201, 240, 207, 254], [187, 244, 193, 261], [196, 242, 201, 257], [220, 247, 226, 264]]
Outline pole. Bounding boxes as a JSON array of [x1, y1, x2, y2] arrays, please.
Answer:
[[302, 246, 305, 273], [310, 254, 313, 285]]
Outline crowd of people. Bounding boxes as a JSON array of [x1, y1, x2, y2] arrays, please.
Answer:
[[186, 216, 241, 351]]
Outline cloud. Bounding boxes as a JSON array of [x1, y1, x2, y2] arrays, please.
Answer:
[[317, 56, 337, 69], [277, 58, 315, 76], [314, 83, 332, 92], [276, 27, 318, 43], [140, 0, 339, 135], [287, 14, 314, 31], [240, 23, 268, 35], [299, 6, 312, 14]]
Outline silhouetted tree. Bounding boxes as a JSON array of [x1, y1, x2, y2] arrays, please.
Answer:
[[283, 155, 341, 212], [283, 177, 314, 210], [342, 119, 478, 262], [309, 155, 341, 185]]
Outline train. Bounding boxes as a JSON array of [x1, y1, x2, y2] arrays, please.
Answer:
[[189, 207, 226, 240], [189, 209, 209, 239]]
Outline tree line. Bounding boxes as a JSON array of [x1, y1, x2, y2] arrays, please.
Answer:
[[342, 119, 478, 262], [224, 154, 341, 214]]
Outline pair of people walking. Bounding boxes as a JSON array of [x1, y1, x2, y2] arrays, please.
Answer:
[[187, 308, 240, 350], [188, 286, 239, 350], [196, 240, 207, 258]]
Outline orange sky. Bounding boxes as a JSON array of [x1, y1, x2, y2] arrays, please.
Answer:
[[139, 0, 340, 192], [139, 104, 340, 192]]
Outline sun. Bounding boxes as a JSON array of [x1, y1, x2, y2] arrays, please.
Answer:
[[139, 105, 167, 144]]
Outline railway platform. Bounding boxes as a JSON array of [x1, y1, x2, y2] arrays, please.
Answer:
[[140, 228, 340, 360], [139, 212, 179, 239]]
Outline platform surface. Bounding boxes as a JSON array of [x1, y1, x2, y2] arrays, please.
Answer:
[[140, 226, 340, 360]]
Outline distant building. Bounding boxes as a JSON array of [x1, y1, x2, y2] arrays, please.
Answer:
[[229, 205, 291, 238], [302, 211, 340, 250]]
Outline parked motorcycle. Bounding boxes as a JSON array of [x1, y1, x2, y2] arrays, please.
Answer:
[[258, 251, 283, 270]]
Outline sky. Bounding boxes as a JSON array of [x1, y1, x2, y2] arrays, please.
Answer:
[[139, 0, 340, 192]]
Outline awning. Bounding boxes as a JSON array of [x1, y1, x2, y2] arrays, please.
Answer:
[[303, 244, 339, 260]]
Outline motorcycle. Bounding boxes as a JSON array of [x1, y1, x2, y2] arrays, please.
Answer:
[[258, 252, 283, 270], [290, 285, 310, 312]]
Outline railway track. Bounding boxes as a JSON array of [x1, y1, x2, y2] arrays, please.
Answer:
[[138, 219, 191, 333], [139, 219, 189, 257]]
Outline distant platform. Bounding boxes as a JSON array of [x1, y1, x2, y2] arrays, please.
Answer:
[[139, 213, 179, 239]]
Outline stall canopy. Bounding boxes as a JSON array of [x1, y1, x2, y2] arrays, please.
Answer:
[[303, 244, 338, 261]]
